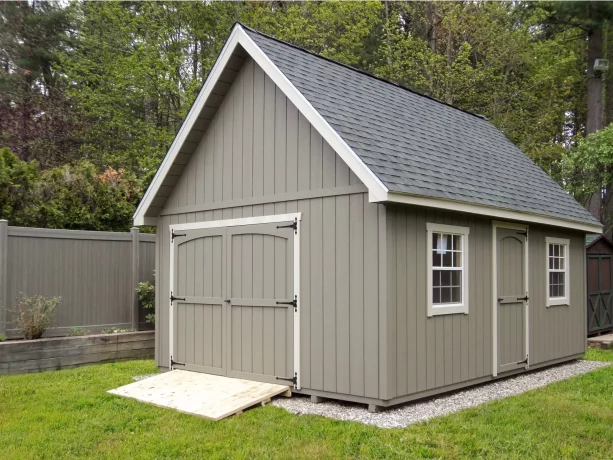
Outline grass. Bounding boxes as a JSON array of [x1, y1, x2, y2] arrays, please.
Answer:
[[1, 354, 613, 459]]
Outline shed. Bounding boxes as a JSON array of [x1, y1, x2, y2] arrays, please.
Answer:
[[134, 23, 603, 410], [586, 234, 613, 335]]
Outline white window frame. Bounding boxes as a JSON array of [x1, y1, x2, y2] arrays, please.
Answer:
[[426, 223, 470, 316], [545, 237, 570, 307]]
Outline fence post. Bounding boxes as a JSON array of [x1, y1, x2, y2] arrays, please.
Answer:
[[131, 227, 140, 331], [0, 220, 7, 336]]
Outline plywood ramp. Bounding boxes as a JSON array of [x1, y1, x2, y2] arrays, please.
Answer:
[[108, 370, 290, 421]]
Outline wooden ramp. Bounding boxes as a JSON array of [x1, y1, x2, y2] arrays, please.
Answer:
[[108, 370, 290, 421]]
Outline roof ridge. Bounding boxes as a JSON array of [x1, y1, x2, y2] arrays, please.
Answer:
[[237, 22, 486, 122]]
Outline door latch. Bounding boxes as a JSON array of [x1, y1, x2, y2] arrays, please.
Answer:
[[276, 295, 298, 312]]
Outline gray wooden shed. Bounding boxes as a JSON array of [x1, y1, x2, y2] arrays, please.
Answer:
[[134, 24, 603, 410]]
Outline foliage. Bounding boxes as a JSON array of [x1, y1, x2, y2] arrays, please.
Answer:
[[67, 327, 86, 337], [101, 327, 136, 334], [562, 122, 613, 230], [0, 333, 6, 342], [136, 280, 155, 324], [1, 357, 613, 458], [0, 151, 141, 231], [11, 294, 61, 340]]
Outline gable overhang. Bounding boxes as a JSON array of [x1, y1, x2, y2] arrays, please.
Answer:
[[375, 190, 603, 234], [134, 24, 602, 235], [133, 24, 388, 226]]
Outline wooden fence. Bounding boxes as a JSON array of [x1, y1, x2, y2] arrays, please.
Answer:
[[0, 221, 155, 338]]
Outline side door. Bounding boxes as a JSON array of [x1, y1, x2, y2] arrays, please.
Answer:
[[496, 226, 528, 373], [225, 222, 295, 385], [172, 228, 226, 375]]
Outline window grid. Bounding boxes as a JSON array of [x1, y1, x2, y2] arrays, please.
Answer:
[[546, 238, 569, 305], [432, 232, 463, 305]]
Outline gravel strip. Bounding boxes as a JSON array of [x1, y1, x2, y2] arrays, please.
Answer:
[[272, 360, 609, 428]]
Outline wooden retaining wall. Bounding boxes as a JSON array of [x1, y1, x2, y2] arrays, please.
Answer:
[[0, 331, 154, 375]]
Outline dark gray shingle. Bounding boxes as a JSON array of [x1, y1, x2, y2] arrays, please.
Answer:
[[244, 27, 598, 226]]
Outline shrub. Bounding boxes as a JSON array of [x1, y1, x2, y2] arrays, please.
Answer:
[[12, 295, 61, 340], [67, 327, 86, 337], [137, 280, 155, 324], [0, 333, 6, 342]]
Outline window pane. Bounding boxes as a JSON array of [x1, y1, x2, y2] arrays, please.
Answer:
[[549, 244, 554, 257], [559, 256, 565, 270], [453, 251, 462, 268], [554, 244, 559, 257], [559, 272, 565, 293], [451, 270, 461, 286], [432, 251, 441, 267], [441, 287, 451, 303], [549, 283, 554, 298], [559, 245, 565, 258], [452, 287, 461, 303], [442, 250, 452, 267], [554, 257, 559, 270], [441, 270, 451, 287], [452, 234, 461, 251], [433, 287, 441, 304], [433, 270, 441, 287]]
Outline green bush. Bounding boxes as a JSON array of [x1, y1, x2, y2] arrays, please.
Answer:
[[136, 280, 155, 324], [67, 327, 86, 337], [12, 295, 61, 340], [0, 333, 6, 342]]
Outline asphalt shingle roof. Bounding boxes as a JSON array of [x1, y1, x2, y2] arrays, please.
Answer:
[[244, 26, 599, 227]]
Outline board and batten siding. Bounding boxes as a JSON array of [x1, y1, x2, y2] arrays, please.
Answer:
[[386, 206, 586, 401], [527, 226, 586, 365], [155, 56, 384, 400]]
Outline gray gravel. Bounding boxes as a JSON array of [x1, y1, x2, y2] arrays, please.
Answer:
[[272, 360, 609, 428]]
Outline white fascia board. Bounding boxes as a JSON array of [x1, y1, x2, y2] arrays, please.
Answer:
[[379, 191, 602, 234], [133, 25, 242, 227], [170, 212, 301, 232], [236, 28, 389, 201]]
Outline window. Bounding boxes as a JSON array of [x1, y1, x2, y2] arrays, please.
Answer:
[[426, 223, 470, 316], [546, 237, 570, 306]]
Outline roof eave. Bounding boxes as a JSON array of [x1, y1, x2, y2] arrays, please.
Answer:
[[375, 191, 603, 234]]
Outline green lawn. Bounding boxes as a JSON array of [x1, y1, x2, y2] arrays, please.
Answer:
[[1, 354, 613, 459]]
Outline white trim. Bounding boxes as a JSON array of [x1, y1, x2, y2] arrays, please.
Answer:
[[380, 192, 602, 234], [168, 213, 302, 389], [171, 213, 301, 231], [168, 231, 175, 369], [426, 223, 470, 317], [134, 24, 388, 226], [492, 221, 529, 377], [545, 237, 570, 307]]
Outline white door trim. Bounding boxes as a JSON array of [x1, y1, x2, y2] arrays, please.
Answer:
[[168, 212, 302, 389], [492, 220, 529, 377]]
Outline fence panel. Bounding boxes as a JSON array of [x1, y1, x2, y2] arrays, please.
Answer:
[[0, 221, 155, 338]]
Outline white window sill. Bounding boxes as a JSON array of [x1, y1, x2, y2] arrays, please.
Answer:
[[547, 298, 569, 307], [428, 304, 468, 317]]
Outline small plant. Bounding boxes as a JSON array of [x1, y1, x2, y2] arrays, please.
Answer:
[[137, 280, 155, 324], [101, 327, 136, 334], [0, 333, 6, 342], [67, 327, 86, 337], [12, 295, 61, 340]]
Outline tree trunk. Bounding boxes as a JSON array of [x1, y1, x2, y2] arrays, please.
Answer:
[[586, 18, 605, 220]]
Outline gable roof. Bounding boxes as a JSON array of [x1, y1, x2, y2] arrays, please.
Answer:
[[134, 23, 602, 233], [586, 234, 613, 249]]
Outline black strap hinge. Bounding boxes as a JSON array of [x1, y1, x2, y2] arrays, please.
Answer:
[[171, 229, 186, 242], [276, 372, 297, 387], [170, 291, 185, 303], [517, 230, 528, 238], [170, 355, 185, 368], [276, 295, 298, 312], [277, 218, 298, 234], [517, 295, 529, 301]]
